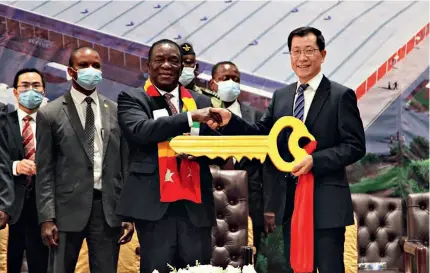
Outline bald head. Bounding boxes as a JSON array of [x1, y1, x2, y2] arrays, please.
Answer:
[[68, 47, 100, 68]]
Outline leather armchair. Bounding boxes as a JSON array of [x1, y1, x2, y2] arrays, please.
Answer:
[[404, 193, 429, 273], [211, 168, 249, 268], [352, 194, 404, 272]]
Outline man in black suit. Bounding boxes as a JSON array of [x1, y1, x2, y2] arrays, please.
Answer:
[[35, 47, 134, 273], [0, 101, 13, 230], [116, 39, 222, 273], [6, 68, 49, 273], [208, 27, 366, 273], [209, 61, 265, 261]]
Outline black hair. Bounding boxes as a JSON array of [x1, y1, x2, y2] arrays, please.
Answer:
[[148, 39, 182, 62], [211, 61, 237, 77], [68, 46, 97, 67], [287, 26, 325, 51], [13, 68, 46, 89]]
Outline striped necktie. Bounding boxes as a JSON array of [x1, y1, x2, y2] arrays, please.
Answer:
[[22, 115, 35, 188], [293, 83, 309, 121]]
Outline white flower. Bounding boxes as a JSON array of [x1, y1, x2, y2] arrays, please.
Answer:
[[225, 265, 241, 273], [242, 265, 257, 273]]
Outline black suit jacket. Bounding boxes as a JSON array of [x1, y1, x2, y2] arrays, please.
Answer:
[[116, 87, 219, 228], [35, 92, 128, 232], [223, 76, 366, 229], [5, 111, 36, 225], [0, 102, 14, 216], [235, 102, 264, 227]]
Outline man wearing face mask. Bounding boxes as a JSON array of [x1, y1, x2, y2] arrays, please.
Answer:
[[179, 43, 222, 107], [35, 47, 134, 273], [5, 68, 49, 273], [209, 61, 265, 262]]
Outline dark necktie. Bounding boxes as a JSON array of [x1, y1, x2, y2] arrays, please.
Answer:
[[84, 97, 95, 163], [293, 84, 309, 121], [163, 93, 178, 115]]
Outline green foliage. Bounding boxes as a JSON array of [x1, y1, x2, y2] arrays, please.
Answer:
[[257, 227, 287, 273], [360, 153, 382, 166], [349, 166, 399, 193]]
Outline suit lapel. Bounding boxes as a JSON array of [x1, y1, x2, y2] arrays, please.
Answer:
[[238, 102, 251, 122], [8, 111, 24, 158], [62, 92, 92, 162], [305, 76, 331, 131], [284, 85, 296, 117], [98, 95, 111, 162]]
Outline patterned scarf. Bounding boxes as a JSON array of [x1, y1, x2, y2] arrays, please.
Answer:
[[144, 79, 202, 204]]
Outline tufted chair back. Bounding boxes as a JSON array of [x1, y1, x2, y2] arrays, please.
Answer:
[[406, 192, 429, 272], [210, 168, 249, 268], [352, 194, 404, 272], [406, 193, 429, 247]]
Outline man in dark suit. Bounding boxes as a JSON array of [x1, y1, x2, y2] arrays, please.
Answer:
[[6, 68, 49, 273], [116, 39, 222, 273], [0, 101, 13, 230], [35, 47, 134, 273], [209, 61, 265, 261], [208, 27, 366, 273]]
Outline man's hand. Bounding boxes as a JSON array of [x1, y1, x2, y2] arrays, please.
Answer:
[[118, 222, 134, 245], [0, 211, 9, 229], [191, 108, 222, 124], [17, 159, 36, 176], [207, 108, 232, 130], [41, 221, 59, 247], [291, 155, 313, 177], [264, 212, 276, 235]]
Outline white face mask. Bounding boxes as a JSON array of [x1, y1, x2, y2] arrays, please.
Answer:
[[179, 67, 195, 86], [216, 79, 240, 102]]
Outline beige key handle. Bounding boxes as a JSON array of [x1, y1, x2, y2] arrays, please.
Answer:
[[268, 116, 315, 172]]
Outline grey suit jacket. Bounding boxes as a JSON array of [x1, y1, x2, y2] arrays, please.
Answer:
[[35, 91, 128, 232], [0, 102, 14, 216]]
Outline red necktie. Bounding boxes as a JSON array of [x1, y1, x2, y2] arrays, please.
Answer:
[[22, 115, 35, 186]]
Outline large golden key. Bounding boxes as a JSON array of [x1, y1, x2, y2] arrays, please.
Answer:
[[169, 116, 315, 172]]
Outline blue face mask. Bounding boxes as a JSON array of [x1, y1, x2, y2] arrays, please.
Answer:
[[217, 80, 241, 102], [19, 89, 44, 110], [73, 67, 102, 90], [179, 67, 195, 87]]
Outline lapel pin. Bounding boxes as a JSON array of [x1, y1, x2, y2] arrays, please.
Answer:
[[104, 103, 108, 108]]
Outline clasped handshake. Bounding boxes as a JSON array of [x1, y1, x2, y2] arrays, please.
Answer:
[[190, 107, 232, 129]]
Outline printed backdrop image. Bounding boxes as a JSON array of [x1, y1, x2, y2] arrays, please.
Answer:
[[0, 1, 429, 273]]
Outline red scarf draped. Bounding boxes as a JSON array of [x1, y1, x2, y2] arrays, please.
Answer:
[[291, 141, 317, 273]]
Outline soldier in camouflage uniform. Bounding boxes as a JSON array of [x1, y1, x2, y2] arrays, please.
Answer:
[[179, 43, 222, 107]]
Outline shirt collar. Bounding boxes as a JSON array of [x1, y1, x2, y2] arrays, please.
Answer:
[[70, 86, 99, 105], [156, 85, 179, 98], [226, 100, 240, 113], [296, 71, 323, 93], [17, 108, 37, 121]]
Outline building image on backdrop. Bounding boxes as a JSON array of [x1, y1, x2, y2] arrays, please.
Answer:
[[0, 1, 428, 273]]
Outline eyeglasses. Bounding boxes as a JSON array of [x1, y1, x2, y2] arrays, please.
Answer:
[[290, 48, 320, 58], [17, 83, 44, 91]]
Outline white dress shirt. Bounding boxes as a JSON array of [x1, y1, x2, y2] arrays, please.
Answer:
[[156, 85, 194, 127], [293, 72, 324, 121], [12, 109, 37, 176], [70, 87, 103, 190], [226, 100, 242, 118]]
